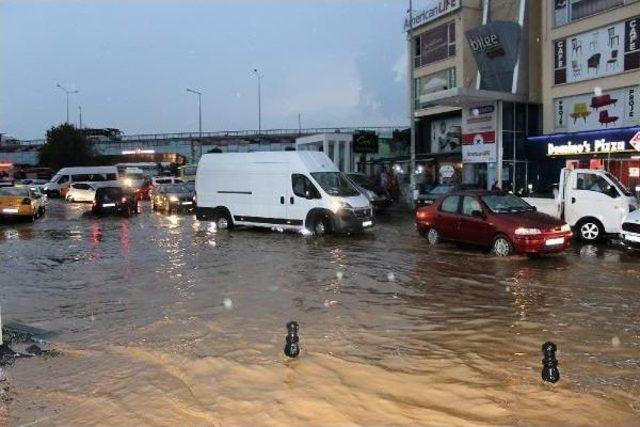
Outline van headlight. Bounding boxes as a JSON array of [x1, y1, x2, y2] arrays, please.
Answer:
[[332, 200, 353, 212], [515, 227, 541, 236], [169, 196, 179, 202], [560, 224, 571, 233]]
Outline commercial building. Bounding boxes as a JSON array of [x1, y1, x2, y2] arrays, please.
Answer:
[[527, 0, 640, 191], [407, 0, 542, 192]]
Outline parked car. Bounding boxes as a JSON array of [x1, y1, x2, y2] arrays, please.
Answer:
[[416, 184, 456, 208], [0, 186, 44, 221], [65, 182, 97, 203], [92, 186, 139, 217], [416, 190, 573, 256], [524, 168, 638, 242], [195, 151, 373, 235], [151, 183, 195, 213], [621, 209, 640, 250], [346, 172, 391, 210]]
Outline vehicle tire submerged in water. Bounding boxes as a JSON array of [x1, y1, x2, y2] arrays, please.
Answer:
[[576, 218, 603, 242], [311, 214, 331, 236], [425, 228, 439, 245], [214, 209, 233, 230], [491, 234, 514, 257]]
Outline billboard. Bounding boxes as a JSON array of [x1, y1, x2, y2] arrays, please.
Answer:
[[553, 16, 640, 84], [554, 85, 640, 132], [465, 22, 522, 92], [462, 103, 497, 163], [352, 131, 379, 154], [430, 117, 461, 153]]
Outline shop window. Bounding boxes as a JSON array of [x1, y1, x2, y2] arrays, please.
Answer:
[[415, 21, 456, 68], [554, 0, 625, 27], [441, 195, 460, 213], [502, 102, 514, 131]]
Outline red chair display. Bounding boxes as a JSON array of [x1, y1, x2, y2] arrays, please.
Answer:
[[587, 53, 600, 73], [598, 110, 618, 127], [590, 94, 617, 109]]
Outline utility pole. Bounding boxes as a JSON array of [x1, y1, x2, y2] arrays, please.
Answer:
[[78, 106, 83, 129], [298, 113, 302, 134], [407, 0, 417, 207], [253, 69, 263, 134], [186, 88, 203, 162], [56, 83, 79, 124]]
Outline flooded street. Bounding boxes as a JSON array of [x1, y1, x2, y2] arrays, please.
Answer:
[[1, 200, 640, 426]]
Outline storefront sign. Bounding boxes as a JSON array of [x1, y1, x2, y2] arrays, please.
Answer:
[[466, 22, 521, 92], [528, 126, 640, 157], [404, 0, 460, 31], [553, 16, 640, 85], [431, 116, 461, 153], [462, 102, 497, 163], [554, 85, 640, 132], [439, 165, 455, 178], [352, 131, 379, 154]]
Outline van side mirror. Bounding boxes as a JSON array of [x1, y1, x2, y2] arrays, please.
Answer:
[[471, 210, 484, 219], [607, 185, 619, 198], [305, 190, 312, 199]]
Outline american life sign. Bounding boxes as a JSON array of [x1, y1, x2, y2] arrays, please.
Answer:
[[528, 126, 640, 157], [404, 0, 460, 31], [462, 103, 497, 163]]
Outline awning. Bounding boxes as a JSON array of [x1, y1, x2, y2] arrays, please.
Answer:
[[418, 87, 527, 109]]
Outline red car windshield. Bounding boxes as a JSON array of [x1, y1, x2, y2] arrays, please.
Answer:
[[481, 194, 535, 214]]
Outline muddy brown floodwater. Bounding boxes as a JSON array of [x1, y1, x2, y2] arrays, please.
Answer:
[[1, 200, 640, 426]]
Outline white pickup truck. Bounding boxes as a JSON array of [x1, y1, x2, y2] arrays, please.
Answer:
[[523, 168, 638, 242]]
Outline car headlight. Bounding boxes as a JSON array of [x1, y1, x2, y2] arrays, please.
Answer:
[[169, 196, 179, 202], [515, 227, 542, 236], [366, 190, 376, 200], [123, 178, 133, 187], [560, 224, 571, 233]]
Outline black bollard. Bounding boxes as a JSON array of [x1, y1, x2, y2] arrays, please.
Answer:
[[284, 321, 300, 358], [541, 341, 560, 383]]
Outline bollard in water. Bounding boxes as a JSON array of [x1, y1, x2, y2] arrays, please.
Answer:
[[284, 321, 300, 358], [541, 341, 560, 383]]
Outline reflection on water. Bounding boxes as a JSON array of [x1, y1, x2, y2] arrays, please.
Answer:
[[1, 200, 640, 425]]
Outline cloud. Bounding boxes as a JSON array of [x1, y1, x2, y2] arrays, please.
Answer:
[[392, 51, 407, 83]]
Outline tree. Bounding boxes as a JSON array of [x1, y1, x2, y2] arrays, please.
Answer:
[[38, 123, 95, 170]]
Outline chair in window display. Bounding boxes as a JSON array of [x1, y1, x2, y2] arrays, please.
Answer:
[[606, 50, 618, 71], [589, 32, 598, 50], [571, 38, 582, 56], [590, 94, 617, 109], [598, 110, 618, 127], [569, 103, 590, 123], [571, 59, 582, 78], [587, 53, 600, 74], [608, 27, 619, 47]]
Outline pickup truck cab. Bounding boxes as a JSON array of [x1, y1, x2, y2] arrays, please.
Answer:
[[524, 168, 638, 242]]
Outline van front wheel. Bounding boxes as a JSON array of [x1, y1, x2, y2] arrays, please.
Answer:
[[311, 215, 331, 236], [214, 209, 233, 230]]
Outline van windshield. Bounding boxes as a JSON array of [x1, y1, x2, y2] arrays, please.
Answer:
[[311, 172, 360, 197]]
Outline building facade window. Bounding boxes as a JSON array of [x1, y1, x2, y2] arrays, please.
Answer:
[[554, 0, 629, 27], [414, 21, 456, 68], [415, 67, 457, 109]]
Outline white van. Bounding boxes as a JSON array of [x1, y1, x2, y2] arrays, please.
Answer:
[[195, 151, 374, 235], [524, 168, 638, 242], [43, 166, 118, 198]]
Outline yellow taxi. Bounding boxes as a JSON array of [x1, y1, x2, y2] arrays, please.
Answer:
[[0, 186, 43, 221]]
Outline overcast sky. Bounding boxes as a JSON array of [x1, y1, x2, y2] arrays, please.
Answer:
[[1, 0, 412, 139]]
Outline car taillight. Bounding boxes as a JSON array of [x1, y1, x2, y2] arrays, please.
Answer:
[[121, 197, 127, 203], [21, 198, 31, 205], [416, 210, 429, 220]]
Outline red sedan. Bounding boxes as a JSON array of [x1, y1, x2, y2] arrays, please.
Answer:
[[416, 191, 573, 256]]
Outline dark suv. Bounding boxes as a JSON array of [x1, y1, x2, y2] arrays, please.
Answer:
[[92, 186, 139, 217]]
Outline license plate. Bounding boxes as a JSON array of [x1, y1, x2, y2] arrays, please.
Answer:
[[624, 234, 640, 243], [181, 201, 193, 205], [362, 220, 373, 228], [103, 203, 116, 207], [2, 208, 18, 214], [545, 237, 564, 246]]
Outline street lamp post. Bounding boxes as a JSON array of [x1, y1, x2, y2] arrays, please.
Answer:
[[407, 0, 417, 207], [56, 83, 79, 124], [253, 69, 263, 134], [186, 88, 202, 162]]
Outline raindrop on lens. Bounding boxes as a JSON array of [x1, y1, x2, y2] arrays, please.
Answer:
[[611, 336, 621, 347], [336, 271, 344, 280], [223, 298, 233, 309], [387, 272, 395, 282]]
